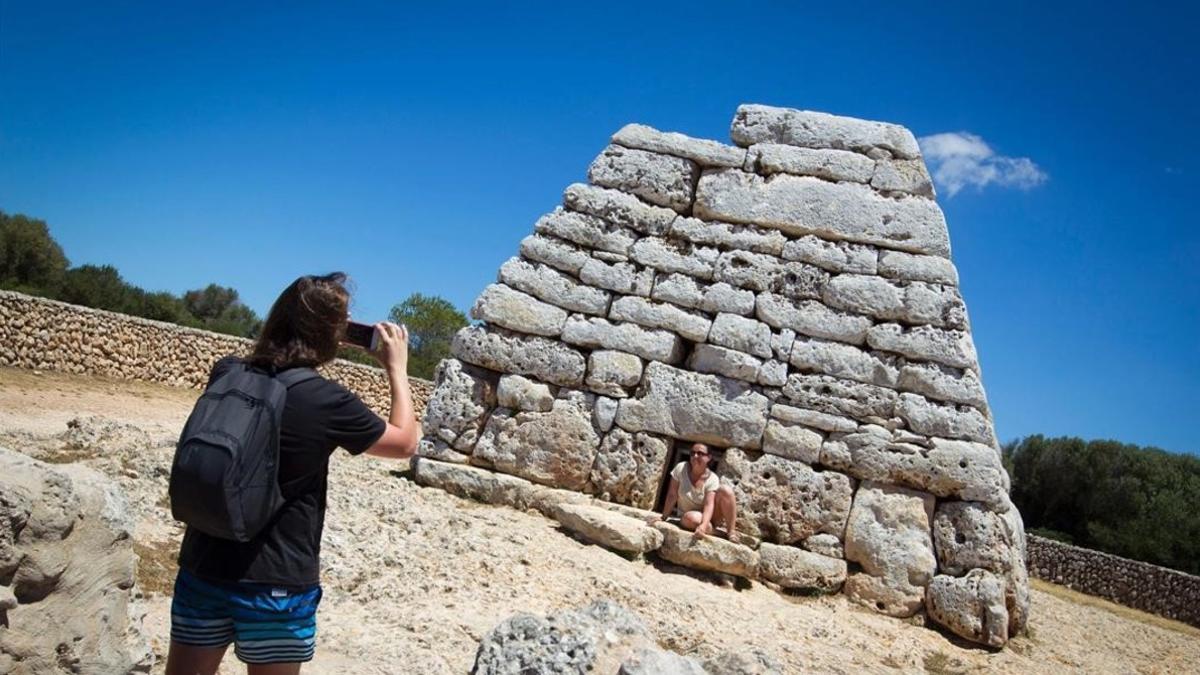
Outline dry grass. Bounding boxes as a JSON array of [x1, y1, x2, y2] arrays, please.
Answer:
[[134, 539, 180, 596], [1030, 578, 1200, 638]]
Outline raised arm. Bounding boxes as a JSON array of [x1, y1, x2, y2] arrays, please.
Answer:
[[365, 322, 422, 459]]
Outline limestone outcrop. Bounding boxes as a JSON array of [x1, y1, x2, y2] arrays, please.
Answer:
[[418, 104, 1028, 646]]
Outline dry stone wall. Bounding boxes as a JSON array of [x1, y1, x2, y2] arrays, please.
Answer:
[[419, 104, 1030, 647], [1027, 535, 1200, 627], [0, 291, 433, 418]]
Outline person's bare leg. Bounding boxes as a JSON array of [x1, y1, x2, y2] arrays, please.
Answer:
[[715, 486, 737, 540], [248, 662, 302, 675], [165, 642, 229, 675], [680, 510, 703, 531]]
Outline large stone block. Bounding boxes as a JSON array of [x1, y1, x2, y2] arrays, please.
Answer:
[[702, 282, 756, 316], [612, 123, 746, 168], [609, 296, 712, 342], [588, 144, 700, 212], [669, 216, 786, 255], [820, 427, 1008, 507], [471, 283, 569, 337], [926, 570, 1009, 647], [789, 337, 899, 388], [872, 158, 935, 198], [589, 428, 671, 510], [747, 143, 875, 183], [586, 350, 644, 398], [843, 481, 936, 617], [897, 393, 995, 446], [708, 313, 772, 358], [552, 503, 664, 554], [878, 249, 959, 285], [730, 104, 922, 160], [782, 373, 898, 420], [581, 258, 654, 296], [497, 373, 554, 412], [688, 343, 761, 382], [562, 315, 685, 364], [761, 418, 823, 464], [713, 250, 829, 300], [867, 323, 978, 370], [781, 235, 878, 274], [758, 542, 847, 592], [897, 361, 987, 409], [615, 362, 769, 449], [520, 234, 591, 274], [694, 170, 950, 257], [769, 403, 858, 433], [653, 521, 760, 578], [653, 274, 755, 316], [472, 392, 601, 491], [755, 293, 871, 345], [421, 358, 499, 453], [629, 237, 719, 280], [534, 207, 639, 256], [499, 257, 611, 315], [718, 448, 854, 544], [453, 325, 587, 387], [563, 182, 676, 236], [932, 501, 1012, 576]]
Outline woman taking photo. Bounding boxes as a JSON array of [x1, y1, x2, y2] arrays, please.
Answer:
[[166, 273, 420, 675]]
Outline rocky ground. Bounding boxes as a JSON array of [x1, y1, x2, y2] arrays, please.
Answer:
[[1, 365, 1197, 673]]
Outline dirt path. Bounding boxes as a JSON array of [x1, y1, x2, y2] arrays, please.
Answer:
[[2, 366, 1197, 673]]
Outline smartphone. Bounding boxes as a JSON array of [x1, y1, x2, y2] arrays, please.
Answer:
[[344, 321, 378, 351]]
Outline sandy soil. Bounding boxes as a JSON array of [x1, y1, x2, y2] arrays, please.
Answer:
[[1, 365, 1197, 674]]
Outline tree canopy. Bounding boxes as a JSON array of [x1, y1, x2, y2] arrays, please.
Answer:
[[388, 292, 469, 379]]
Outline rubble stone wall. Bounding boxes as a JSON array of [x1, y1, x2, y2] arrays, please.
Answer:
[[1027, 535, 1200, 626], [417, 104, 1030, 647], [0, 290, 433, 417]]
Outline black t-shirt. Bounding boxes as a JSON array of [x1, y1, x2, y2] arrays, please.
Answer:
[[177, 356, 386, 588]]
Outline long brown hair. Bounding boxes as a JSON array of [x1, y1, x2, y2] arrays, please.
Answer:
[[249, 273, 350, 370]]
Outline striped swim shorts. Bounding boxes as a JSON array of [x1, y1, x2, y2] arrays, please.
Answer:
[[170, 570, 323, 665]]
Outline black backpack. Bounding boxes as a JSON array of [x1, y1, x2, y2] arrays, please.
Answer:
[[169, 360, 318, 542]]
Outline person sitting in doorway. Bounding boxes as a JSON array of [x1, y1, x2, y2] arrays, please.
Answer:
[[650, 443, 738, 540]]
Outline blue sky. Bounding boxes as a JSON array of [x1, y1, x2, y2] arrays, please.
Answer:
[[2, 2, 1196, 454]]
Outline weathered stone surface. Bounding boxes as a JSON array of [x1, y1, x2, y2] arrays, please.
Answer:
[[472, 283, 569, 337], [932, 501, 1011, 576], [803, 533, 845, 559], [820, 428, 1008, 507], [500, 257, 611, 315], [757, 360, 787, 387], [689, 343, 761, 382], [703, 282, 756, 316], [718, 448, 853, 544], [586, 350, 644, 398], [520, 234, 590, 274], [902, 282, 968, 329], [897, 362, 987, 408], [867, 324, 978, 370], [472, 392, 601, 490], [926, 570, 1009, 647], [770, 328, 797, 361], [415, 456, 542, 509], [694, 170, 950, 257], [581, 258, 654, 297], [588, 144, 700, 212], [761, 419, 823, 464], [609, 296, 712, 342], [789, 337, 899, 388], [650, 272, 703, 308], [497, 373, 555, 412], [630, 237, 719, 280], [552, 502, 664, 554], [878, 249, 959, 285], [418, 436, 471, 464], [535, 207, 639, 255], [747, 143, 875, 183], [589, 429, 671, 510], [872, 159, 935, 198], [824, 276, 969, 330], [783, 373, 898, 419], [563, 182, 676, 236], [756, 293, 871, 345], [594, 396, 618, 432], [670, 216, 786, 255], [453, 325, 587, 387], [653, 521, 760, 578], [615, 362, 769, 449], [897, 393, 995, 446], [621, 649, 709, 675], [0, 449, 150, 674], [844, 481, 936, 617], [421, 358, 499, 453], [770, 403, 858, 433], [709, 313, 772, 358], [781, 235, 878, 274], [758, 542, 847, 592], [613, 123, 746, 168], [999, 505, 1030, 636], [563, 315, 685, 364], [713, 250, 829, 300], [731, 104, 922, 160]]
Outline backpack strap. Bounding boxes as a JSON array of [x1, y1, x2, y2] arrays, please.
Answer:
[[275, 367, 320, 389]]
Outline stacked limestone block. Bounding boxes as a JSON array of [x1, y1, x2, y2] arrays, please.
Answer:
[[418, 104, 1029, 647]]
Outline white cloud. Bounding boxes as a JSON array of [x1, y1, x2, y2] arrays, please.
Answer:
[[917, 132, 1047, 197]]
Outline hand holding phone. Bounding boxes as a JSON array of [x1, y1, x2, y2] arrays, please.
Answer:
[[344, 321, 378, 350]]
